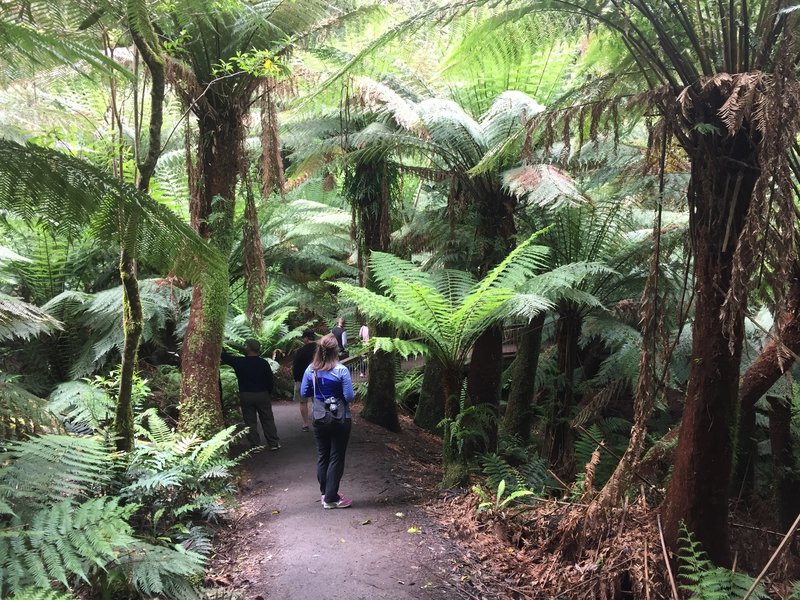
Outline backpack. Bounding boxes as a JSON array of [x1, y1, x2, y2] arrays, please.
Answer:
[[311, 371, 346, 427]]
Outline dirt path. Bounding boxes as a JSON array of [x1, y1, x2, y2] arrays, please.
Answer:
[[212, 401, 469, 600]]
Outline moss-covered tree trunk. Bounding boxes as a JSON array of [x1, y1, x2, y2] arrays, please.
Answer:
[[178, 106, 242, 438], [663, 126, 757, 564], [504, 315, 545, 443], [114, 33, 165, 452], [415, 355, 446, 432]]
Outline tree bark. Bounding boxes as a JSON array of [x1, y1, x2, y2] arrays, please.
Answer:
[[547, 304, 582, 477], [414, 355, 446, 432], [441, 366, 468, 487], [767, 395, 800, 531], [733, 270, 800, 495], [504, 315, 545, 443], [465, 325, 503, 455], [663, 135, 757, 565], [350, 158, 401, 431], [178, 107, 242, 438], [361, 324, 399, 432]]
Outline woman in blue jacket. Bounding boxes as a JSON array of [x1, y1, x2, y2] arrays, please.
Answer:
[[301, 333, 354, 509]]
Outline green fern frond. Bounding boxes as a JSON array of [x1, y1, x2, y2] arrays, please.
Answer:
[[48, 381, 113, 432], [0, 435, 111, 508], [678, 523, 769, 599], [8, 588, 76, 600], [368, 337, 427, 360], [0, 293, 61, 341], [0, 140, 223, 284], [0, 381, 61, 441]]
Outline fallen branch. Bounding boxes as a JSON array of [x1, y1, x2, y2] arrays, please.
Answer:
[[657, 514, 679, 600]]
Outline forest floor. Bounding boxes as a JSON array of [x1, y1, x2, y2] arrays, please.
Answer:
[[208, 400, 473, 600]]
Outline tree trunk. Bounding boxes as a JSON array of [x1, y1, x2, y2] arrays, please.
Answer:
[[351, 158, 401, 431], [733, 269, 800, 496], [465, 325, 503, 455], [442, 366, 468, 487], [361, 325, 399, 432], [504, 315, 545, 443], [663, 141, 757, 565], [114, 35, 165, 452], [768, 395, 800, 531], [415, 355, 446, 432], [178, 107, 242, 438], [547, 305, 582, 477], [115, 249, 143, 452]]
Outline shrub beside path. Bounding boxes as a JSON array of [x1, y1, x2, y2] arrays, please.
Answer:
[[211, 401, 469, 600]]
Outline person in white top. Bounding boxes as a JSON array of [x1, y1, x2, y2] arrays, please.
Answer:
[[357, 324, 370, 376]]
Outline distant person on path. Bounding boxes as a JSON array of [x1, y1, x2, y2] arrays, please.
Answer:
[[358, 323, 370, 377], [292, 329, 317, 431], [300, 333, 354, 509], [221, 339, 280, 450], [331, 316, 348, 358]]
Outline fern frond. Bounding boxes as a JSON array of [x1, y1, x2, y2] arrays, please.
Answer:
[[0, 292, 61, 341], [0, 435, 110, 508], [0, 382, 61, 441], [0, 140, 223, 283]]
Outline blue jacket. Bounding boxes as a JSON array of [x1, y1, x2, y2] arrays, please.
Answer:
[[300, 363, 354, 419]]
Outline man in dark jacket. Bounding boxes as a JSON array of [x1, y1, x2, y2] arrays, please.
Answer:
[[221, 339, 279, 449], [331, 317, 348, 357], [292, 329, 317, 431]]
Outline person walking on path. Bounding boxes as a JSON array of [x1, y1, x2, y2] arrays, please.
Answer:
[[292, 329, 317, 432], [331, 316, 348, 358], [357, 323, 370, 377], [300, 334, 354, 509], [222, 339, 280, 450]]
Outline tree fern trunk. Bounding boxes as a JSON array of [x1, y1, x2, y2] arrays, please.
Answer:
[[504, 315, 545, 444], [361, 325, 399, 432], [442, 367, 468, 487], [414, 355, 446, 432], [547, 305, 582, 478], [178, 107, 242, 438], [350, 157, 400, 431], [465, 325, 503, 456], [663, 148, 757, 565]]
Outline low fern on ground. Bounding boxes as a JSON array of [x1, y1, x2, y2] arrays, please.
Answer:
[[480, 452, 553, 496], [0, 433, 209, 598], [678, 523, 768, 599]]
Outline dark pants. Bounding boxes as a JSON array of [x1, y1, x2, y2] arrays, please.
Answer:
[[313, 418, 352, 503], [240, 391, 279, 447]]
